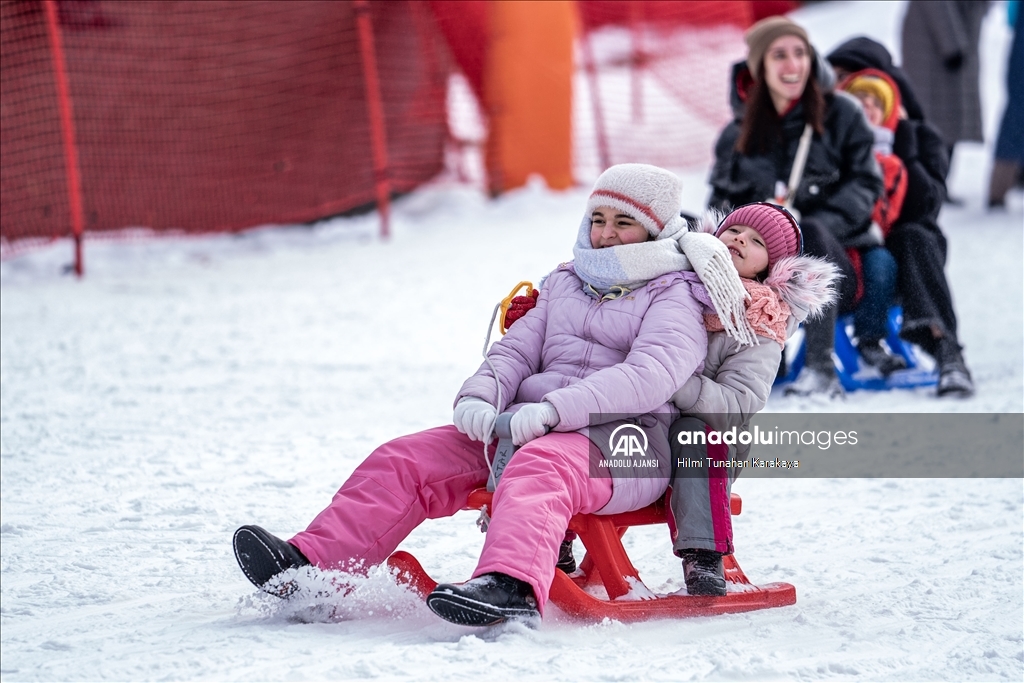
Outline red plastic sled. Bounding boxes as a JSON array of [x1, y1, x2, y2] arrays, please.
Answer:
[[387, 488, 795, 622]]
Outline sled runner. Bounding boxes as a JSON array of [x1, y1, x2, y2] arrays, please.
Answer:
[[387, 488, 796, 622], [779, 305, 938, 392]]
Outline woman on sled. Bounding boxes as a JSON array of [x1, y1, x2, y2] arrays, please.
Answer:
[[707, 16, 884, 398], [233, 163, 746, 627]]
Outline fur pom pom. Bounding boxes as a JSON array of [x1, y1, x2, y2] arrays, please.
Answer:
[[693, 207, 729, 235], [765, 255, 839, 321]]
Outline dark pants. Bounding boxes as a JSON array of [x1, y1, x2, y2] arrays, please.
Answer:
[[799, 219, 859, 370], [884, 221, 960, 357], [995, 9, 1024, 165], [855, 246, 899, 342], [669, 417, 734, 555]]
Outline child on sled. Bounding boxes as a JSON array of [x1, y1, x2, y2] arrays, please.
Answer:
[[840, 69, 910, 375], [233, 163, 749, 626], [666, 203, 836, 595], [537, 203, 837, 595]]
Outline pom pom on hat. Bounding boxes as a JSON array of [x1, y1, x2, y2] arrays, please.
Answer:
[[745, 16, 812, 80], [586, 163, 685, 238], [716, 203, 802, 269]]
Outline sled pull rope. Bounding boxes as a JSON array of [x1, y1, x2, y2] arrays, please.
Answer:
[[477, 301, 505, 495], [475, 281, 533, 523]]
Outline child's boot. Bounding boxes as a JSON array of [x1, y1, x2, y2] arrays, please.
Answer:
[[556, 530, 577, 573], [233, 525, 311, 597], [681, 549, 727, 596]]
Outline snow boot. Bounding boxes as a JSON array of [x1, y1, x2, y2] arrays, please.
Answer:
[[556, 531, 577, 573], [426, 572, 540, 626], [784, 365, 844, 398], [936, 338, 974, 398], [681, 549, 727, 596], [233, 525, 310, 597], [857, 339, 907, 376]]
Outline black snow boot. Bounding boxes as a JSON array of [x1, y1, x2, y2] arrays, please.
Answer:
[[556, 532, 577, 573], [935, 337, 974, 398], [427, 572, 540, 626], [681, 549, 727, 597], [857, 339, 907, 376], [233, 525, 310, 597]]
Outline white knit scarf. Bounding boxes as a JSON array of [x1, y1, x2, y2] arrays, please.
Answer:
[[572, 215, 757, 345]]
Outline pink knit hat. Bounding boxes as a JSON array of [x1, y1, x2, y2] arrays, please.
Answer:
[[716, 203, 802, 269]]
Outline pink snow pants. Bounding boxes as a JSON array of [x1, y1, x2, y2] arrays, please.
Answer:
[[289, 425, 612, 614]]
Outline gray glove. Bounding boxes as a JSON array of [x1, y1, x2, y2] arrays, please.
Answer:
[[510, 402, 559, 446], [672, 375, 703, 412], [453, 397, 497, 443]]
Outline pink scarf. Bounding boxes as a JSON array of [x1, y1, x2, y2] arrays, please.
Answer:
[[704, 279, 790, 347]]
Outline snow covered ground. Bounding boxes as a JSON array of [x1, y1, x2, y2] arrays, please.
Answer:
[[2, 1, 1022, 680]]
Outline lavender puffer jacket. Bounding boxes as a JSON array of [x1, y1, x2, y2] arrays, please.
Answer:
[[457, 264, 707, 514]]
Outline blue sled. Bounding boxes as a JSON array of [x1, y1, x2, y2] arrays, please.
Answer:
[[777, 306, 938, 392]]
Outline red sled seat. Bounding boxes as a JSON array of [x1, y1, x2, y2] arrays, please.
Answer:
[[388, 488, 796, 622]]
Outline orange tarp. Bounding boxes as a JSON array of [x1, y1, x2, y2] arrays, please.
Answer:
[[485, 1, 575, 194]]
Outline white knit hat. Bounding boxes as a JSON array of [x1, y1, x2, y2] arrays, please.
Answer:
[[585, 164, 686, 238]]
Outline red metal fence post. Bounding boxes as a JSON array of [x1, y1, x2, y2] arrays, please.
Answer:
[[629, 1, 644, 124], [43, 0, 85, 275], [354, 0, 392, 240], [581, 28, 611, 172]]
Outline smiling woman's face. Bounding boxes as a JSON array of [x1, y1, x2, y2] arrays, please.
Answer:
[[589, 206, 649, 248], [762, 35, 811, 111]]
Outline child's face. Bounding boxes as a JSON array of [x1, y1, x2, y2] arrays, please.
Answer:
[[855, 92, 885, 126], [719, 224, 770, 279], [590, 206, 649, 248]]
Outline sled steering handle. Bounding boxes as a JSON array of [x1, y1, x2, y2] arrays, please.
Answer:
[[487, 412, 516, 492], [499, 281, 534, 334]]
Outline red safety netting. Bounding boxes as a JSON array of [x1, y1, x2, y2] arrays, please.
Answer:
[[573, 0, 754, 179], [3, 1, 768, 263], [1, 1, 71, 253], [1, 0, 451, 259]]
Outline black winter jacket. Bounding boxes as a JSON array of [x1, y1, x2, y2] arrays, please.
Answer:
[[827, 37, 927, 121], [825, 36, 950, 222], [892, 117, 948, 228], [709, 62, 883, 247]]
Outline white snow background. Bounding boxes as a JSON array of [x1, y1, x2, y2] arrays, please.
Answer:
[[2, 1, 1022, 680]]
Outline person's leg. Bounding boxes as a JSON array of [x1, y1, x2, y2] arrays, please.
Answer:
[[991, 13, 1024, 207], [787, 219, 857, 396], [289, 425, 491, 570], [669, 418, 733, 555], [883, 222, 973, 396], [854, 247, 906, 375], [885, 222, 956, 354], [669, 417, 732, 596], [471, 432, 613, 614], [854, 247, 898, 343]]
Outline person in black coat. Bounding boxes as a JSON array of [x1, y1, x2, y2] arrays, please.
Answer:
[[709, 17, 884, 397], [828, 37, 974, 397]]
